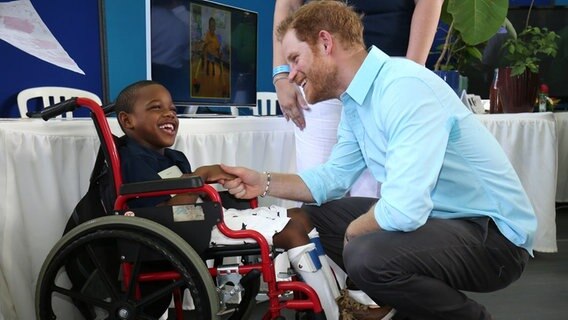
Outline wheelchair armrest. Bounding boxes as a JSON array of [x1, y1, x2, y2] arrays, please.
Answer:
[[119, 175, 204, 195]]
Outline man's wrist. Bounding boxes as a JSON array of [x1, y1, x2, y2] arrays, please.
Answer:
[[260, 171, 271, 197], [272, 73, 289, 85], [272, 64, 290, 78]]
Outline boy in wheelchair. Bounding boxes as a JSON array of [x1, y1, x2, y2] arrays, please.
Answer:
[[112, 80, 343, 319]]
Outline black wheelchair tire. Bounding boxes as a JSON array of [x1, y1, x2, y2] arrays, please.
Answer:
[[35, 216, 219, 320]]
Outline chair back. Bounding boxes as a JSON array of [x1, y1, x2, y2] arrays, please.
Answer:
[[17, 86, 102, 118], [255, 91, 279, 116]]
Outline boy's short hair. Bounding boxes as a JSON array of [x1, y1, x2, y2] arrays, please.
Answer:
[[114, 80, 161, 115], [276, 0, 365, 50]]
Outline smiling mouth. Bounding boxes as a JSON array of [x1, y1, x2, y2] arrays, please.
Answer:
[[159, 123, 175, 134], [300, 79, 307, 88]]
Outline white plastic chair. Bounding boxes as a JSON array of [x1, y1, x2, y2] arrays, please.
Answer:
[[254, 92, 279, 116], [17, 86, 102, 118]]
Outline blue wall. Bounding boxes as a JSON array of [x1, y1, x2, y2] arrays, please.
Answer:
[[103, 0, 147, 103], [104, 0, 275, 102], [0, 0, 103, 117]]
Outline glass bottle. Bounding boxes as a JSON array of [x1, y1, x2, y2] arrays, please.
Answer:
[[538, 83, 549, 112], [489, 68, 502, 113]]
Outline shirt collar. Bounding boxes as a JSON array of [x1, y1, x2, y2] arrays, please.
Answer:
[[342, 46, 389, 106]]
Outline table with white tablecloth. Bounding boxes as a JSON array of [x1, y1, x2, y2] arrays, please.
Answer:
[[0, 113, 559, 319], [553, 112, 568, 202]]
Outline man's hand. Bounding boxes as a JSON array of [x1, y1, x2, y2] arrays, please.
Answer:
[[219, 164, 264, 199], [192, 165, 235, 184], [275, 80, 309, 129], [344, 207, 380, 246]]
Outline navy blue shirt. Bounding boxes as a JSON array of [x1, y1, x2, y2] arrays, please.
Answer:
[[119, 136, 192, 208], [343, 0, 416, 56]]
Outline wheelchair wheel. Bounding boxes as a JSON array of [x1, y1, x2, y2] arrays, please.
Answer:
[[36, 216, 219, 320]]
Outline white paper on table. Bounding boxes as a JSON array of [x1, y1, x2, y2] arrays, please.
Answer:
[[0, 0, 85, 74]]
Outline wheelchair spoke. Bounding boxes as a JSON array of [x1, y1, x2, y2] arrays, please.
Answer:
[[136, 314, 156, 320], [85, 242, 121, 301], [137, 279, 185, 308], [125, 246, 143, 300], [52, 284, 112, 309]]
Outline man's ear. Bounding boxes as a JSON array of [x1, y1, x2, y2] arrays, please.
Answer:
[[118, 111, 134, 129], [318, 30, 333, 54]]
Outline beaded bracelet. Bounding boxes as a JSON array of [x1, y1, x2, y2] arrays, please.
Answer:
[[272, 65, 291, 78], [260, 171, 271, 198]]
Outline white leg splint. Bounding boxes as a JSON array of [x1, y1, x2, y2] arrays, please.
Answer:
[[308, 229, 341, 298], [306, 229, 379, 309], [288, 243, 340, 320]]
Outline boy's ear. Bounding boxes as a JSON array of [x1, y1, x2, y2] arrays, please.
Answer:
[[118, 111, 134, 129]]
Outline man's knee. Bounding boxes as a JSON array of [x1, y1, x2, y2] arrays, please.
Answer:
[[343, 234, 395, 287]]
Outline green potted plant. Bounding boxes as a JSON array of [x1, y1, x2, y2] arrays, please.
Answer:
[[499, 25, 559, 113], [432, 0, 509, 94]]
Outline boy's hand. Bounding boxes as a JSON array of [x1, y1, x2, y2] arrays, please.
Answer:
[[193, 165, 236, 184], [219, 164, 264, 199]]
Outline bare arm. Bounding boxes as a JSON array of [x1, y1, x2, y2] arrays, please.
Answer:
[[406, 0, 444, 65], [273, 0, 308, 129], [344, 204, 381, 245], [220, 164, 315, 203]]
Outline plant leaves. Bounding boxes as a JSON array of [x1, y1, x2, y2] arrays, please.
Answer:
[[446, 0, 508, 45]]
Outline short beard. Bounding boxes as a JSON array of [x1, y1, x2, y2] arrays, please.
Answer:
[[304, 51, 339, 104]]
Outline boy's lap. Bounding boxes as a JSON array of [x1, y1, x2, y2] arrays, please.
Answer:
[[210, 206, 290, 245]]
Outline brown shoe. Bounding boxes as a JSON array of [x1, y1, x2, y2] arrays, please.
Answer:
[[337, 289, 396, 320]]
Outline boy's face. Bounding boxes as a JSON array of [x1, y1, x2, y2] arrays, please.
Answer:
[[120, 84, 179, 152]]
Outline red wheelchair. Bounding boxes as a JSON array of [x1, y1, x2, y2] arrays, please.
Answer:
[[35, 97, 324, 319]]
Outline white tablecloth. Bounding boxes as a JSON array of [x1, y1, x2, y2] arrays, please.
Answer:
[[0, 116, 296, 320], [554, 112, 568, 202], [0, 113, 559, 319]]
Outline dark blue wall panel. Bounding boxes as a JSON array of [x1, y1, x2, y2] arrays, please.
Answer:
[[0, 0, 103, 117]]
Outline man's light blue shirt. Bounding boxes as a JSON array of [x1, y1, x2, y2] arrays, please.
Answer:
[[299, 46, 537, 254]]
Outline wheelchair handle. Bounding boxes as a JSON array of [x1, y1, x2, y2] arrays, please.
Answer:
[[37, 98, 114, 120], [39, 97, 79, 120]]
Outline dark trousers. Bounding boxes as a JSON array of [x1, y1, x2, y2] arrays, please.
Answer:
[[302, 197, 529, 320]]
